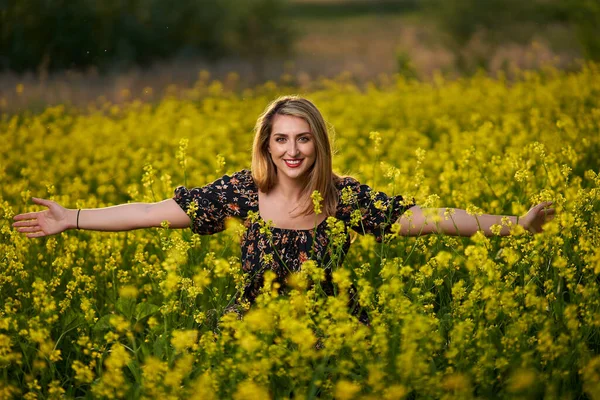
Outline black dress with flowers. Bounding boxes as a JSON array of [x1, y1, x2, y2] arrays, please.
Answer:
[[173, 169, 413, 304]]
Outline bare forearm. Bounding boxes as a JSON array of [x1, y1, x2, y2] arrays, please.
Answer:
[[435, 208, 518, 236], [67, 203, 153, 231], [14, 197, 189, 237], [399, 206, 519, 237]]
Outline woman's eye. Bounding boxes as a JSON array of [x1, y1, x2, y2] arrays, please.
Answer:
[[298, 137, 309, 142], [275, 138, 286, 143]]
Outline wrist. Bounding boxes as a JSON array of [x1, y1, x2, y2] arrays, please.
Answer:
[[516, 215, 532, 233], [67, 209, 78, 230]]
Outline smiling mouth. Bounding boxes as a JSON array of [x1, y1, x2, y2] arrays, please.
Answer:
[[284, 159, 303, 168]]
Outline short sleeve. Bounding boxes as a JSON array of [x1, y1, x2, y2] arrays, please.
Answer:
[[336, 177, 415, 242], [173, 170, 254, 235]]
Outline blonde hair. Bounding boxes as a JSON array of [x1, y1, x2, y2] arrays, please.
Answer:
[[252, 95, 339, 217]]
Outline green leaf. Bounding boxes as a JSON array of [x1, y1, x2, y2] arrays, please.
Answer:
[[62, 310, 84, 331], [93, 315, 113, 332], [153, 335, 168, 360], [127, 360, 142, 384], [116, 297, 137, 320], [135, 302, 160, 321]]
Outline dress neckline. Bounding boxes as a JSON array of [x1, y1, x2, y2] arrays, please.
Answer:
[[256, 212, 329, 233], [246, 171, 331, 233]]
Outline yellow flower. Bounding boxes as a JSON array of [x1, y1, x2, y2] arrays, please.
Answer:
[[118, 285, 138, 298], [442, 373, 472, 393], [335, 380, 361, 400], [216, 153, 226, 173], [301, 260, 324, 282], [311, 190, 323, 215], [332, 268, 352, 294], [340, 186, 357, 205], [214, 258, 231, 278], [190, 371, 218, 400], [233, 380, 270, 400], [383, 384, 408, 399], [171, 329, 198, 353], [109, 315, 130, 333], [105, 343, 131, 369], [369, 131, 382, 154], [186, 199, 199, 219], [72, 360, 95, 384], [506, 369, 537, 393]]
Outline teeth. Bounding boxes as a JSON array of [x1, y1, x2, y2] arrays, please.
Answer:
[[285, 160, 301, 165]]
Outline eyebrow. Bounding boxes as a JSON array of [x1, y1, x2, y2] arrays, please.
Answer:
[[272, 132, 312, 137]]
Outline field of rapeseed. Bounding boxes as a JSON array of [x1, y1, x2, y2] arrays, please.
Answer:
[[1, 65, 600, 399]]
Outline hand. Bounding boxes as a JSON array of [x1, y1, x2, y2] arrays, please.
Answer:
[[520, 201, 556, 234], [12, 197, 72, 238]]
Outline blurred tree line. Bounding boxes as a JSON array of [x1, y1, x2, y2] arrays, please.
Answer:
[[425, 0, 600, 71], [1, 0, 598, 75], [0, 0, 293, 73]]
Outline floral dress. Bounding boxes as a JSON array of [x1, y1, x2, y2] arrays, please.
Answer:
[[173, 169, 414, 304]]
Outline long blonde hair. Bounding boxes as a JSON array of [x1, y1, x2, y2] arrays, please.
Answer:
[[252, 95, 339, 217]]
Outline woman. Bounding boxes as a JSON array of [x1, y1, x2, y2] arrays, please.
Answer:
[[12, 96, 555, 303]]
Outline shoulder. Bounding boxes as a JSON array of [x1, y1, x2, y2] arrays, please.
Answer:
[[188, 170, 254, 196], [334, 175, 361, 191], [212, 169, 254, 186], [228, 169, 254, 186], [333, 175, 363, 214], [174, 169, 255, 201], [225, 170, 258, 204]]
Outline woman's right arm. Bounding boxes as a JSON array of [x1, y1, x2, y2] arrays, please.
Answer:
[[13, 197, 191, 238]]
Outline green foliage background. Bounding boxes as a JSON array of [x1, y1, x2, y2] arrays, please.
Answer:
[[426, 0, 600, 68], [2, 0, 599, 74], [0, 0, 294, 72]]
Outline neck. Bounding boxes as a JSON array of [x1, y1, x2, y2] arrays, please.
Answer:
[[273, 174, 309, 202]]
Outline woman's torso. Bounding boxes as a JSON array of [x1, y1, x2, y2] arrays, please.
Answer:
[[173, 169, 413, 304]]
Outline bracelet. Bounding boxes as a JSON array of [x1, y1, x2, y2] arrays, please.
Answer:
[[77, 209, 81, 230]]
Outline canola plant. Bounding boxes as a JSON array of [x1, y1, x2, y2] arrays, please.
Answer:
[[1, 65, 599, 399]]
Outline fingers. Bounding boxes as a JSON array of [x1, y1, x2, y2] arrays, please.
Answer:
[[13, 197, 52, 223], [13, 211, 41, 221], [12, 198, 54, 239], [12, 219, 39, 227], [530, 202, 555, 218], [25, 231, 47, 239], [32, 197, 54, 207], [16, 226, 42, 233], [13, 223, 46, 238], [13, 198, 53, 221], [539, 207, 556, 215], [533, 201, 553, 211]]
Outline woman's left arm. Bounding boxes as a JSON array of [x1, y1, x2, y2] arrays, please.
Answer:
[[397, 202, 555, 237]]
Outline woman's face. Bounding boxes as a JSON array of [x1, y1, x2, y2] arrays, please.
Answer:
[[268, 114, 316, 183]]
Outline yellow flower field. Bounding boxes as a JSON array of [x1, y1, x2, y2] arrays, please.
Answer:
[[1, 65, 600, 399]]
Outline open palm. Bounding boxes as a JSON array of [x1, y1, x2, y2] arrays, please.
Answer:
[[521, 201, 556, 234], [12, 197, 70, 238]]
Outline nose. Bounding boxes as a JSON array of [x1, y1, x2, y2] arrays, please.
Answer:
[[287, 140, 299, 157]]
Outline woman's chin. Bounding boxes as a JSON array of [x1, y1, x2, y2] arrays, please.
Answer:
[[276, 167, 308, 180]]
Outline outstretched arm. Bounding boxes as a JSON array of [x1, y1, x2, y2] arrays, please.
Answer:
[[13, 197, 191, 238], [397, 202, 555, 237]]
